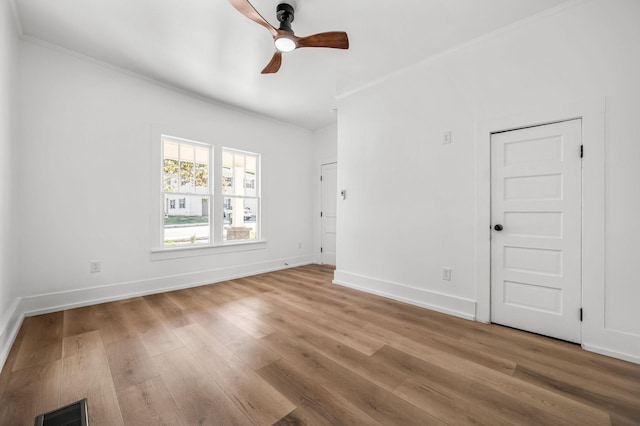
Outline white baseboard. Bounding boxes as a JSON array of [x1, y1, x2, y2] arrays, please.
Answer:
[[0, 297, 24, 371], [582, 343, 640, 365], [333, 270, 477, 321], [0, 256, 312, 372], [21, 256, 313, 317]]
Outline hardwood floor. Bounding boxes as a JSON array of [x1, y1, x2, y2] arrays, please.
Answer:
[[1, 265, 639, 425]]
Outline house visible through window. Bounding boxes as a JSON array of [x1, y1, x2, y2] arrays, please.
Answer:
[[162, 136, 211, 246], [222, 148, 260, 241], [160, 137, 260, 248]]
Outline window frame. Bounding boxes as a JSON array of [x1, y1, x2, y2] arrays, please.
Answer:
[[150, 130, 266, 259], [222, 147, 261, 243], [161, 135, 213, 247]]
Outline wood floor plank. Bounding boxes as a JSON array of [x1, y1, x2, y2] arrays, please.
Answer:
[[226, 335, 282, 370], [0, 359, 61, 424], [104, 332, 161, 391], [60, 331, 124, 425], [184, 304, 251, 346], [62, 329, 103, 358], [174, 323, 296, 425], [0, 328, 24, 397], [460, 325, 640, 386], [153, 347, 252, 425], [513, 361, 640, 423], [62, 304, 105, 338], [142, 292, 193, 329], [12, 312, 63, 372], [258, 359, 382, 425], [361, 317, 517, 375], [367, 330, 612, 425], [261, 311, 405, 391], [261, 331, 446, 425], [217, 308, 277, 339], [117, 376, 187, 426], [261, 297, 385, 355], [121, 299, 183, 356], [376, 345, 571, 425]]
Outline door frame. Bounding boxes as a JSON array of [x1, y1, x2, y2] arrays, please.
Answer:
[[320, 161, 338, 265], [315, 158, 337, 264], [489, 119, 583, 343], [474, 98, 605, 348]]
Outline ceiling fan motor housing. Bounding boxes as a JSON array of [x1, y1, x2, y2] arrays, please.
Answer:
[[276, 3, 295, 33]]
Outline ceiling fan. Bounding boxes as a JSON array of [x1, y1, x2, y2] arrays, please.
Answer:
[[228, 0, 349, 74]]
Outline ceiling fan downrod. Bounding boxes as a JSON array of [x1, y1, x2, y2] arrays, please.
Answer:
[[276, 3, 295, 33]]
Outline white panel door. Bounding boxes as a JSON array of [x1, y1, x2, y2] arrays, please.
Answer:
[[491, 119, 582, 343], [321, 162, 337, 265]]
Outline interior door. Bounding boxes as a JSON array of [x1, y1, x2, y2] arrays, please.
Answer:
[[321, 162, 337, 265], [491, 119, 582, 343]]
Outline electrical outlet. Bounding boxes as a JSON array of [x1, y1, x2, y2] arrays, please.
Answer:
[[442, 267, 452, 281], [90, 261, 101, 273]]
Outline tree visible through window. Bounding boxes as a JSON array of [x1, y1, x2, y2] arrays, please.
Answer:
[[162, 137, 211, 246]]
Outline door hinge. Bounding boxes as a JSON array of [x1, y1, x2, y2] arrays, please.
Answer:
[[320, 247, 323, 253], [580, 145, 584, 158], [320, 211, 323, 217], [580, 308, 583, 321], [320, 175, 323, 181]]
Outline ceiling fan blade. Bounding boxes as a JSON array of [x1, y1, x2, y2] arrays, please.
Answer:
[[228, 0, 278, 37], [261, 52, 282, 74], [296, 32, 349, 49]]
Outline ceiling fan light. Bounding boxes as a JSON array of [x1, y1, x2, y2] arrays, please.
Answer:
[[274, 37, 296, 52]]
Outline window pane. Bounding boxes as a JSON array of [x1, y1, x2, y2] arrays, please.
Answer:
[[223, 196, 257, 241], [194, 146, 209, 194], [222, 151, 233, 195], [164, 194, 210, 246], [179, 143, 195, 191], [163, 140, 180, 193], [244, 170, 256, 197]]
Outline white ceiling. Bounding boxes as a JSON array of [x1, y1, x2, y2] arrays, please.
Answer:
[[13, 0, 571, 130]]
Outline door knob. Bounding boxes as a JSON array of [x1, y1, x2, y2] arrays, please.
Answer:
[[494, 224, 503, 231]]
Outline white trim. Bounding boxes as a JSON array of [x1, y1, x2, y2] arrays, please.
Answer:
[[334, 270, 476, 321], [150, 126, 266, 257], [475, 97, 604, 322], [336, 0, 587, 100], [0, 256, 313, 371], [474, 97, 640, 365], [150, 240, 267, 261], [318, 160, 338, 265], [314, 156, 337, 264], [582, 344, 640, 365], [0, 297, 24, 371], [20, 256, 313, 317]]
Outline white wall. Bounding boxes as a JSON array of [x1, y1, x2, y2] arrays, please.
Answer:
[[12, 40, 314, 314], [312, 124, 337, 263], [336, 0, 640, 362], [0, 0, 20, 367]]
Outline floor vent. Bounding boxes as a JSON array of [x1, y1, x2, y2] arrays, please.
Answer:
[[34, 398, 88, 426]]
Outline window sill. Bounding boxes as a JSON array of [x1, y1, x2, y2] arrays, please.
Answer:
[[150, 240, 267, 261]]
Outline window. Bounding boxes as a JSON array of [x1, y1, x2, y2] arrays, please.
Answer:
[[222, 148, 260, 242], [158, 136, 261, 251], [162, 136, 211, 246]]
